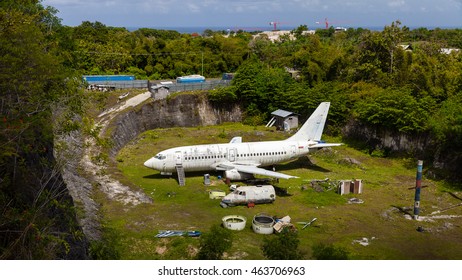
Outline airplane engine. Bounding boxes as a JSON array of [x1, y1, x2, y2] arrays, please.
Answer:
[[225, 169, 254, 181]]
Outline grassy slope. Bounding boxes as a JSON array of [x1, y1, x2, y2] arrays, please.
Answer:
[[106, 123, 462, 260]]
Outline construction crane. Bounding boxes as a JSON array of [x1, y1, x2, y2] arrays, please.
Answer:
[[269, 21, 287, 31], [315, 18, 331, 29], [316, 18, 351, 30]]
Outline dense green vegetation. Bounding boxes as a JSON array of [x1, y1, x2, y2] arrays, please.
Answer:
[[1, 0, 461, 259], [1, 0, 85, 259], [262, 230, 304, 260], [197, 224, 233, 260]]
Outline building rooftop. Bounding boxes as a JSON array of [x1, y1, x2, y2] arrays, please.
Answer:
[[271, 109, 296, 118]]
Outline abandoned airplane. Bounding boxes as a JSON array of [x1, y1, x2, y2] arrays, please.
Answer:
[[143, 102, 341, 181]]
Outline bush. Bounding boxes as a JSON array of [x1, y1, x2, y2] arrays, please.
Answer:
[[311, 243, 350, 260], [207, 86, 238, 104], [197, 225, 233, 260], [88, 226, 120, 260], [261, 230, 303, 260]]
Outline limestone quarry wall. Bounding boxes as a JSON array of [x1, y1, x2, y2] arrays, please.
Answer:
[[342, 119, 461, 179], [109, 94, 242, 157]]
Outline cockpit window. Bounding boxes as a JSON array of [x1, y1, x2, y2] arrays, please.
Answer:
[[155, 154, 166, 160], [234, 190, 246, 196]]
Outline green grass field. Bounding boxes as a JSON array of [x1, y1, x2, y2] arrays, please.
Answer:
[[104, 123, 462, 260]]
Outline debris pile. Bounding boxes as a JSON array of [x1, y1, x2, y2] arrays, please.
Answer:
[[301, 178, 364, 196], [348, 198, 364, 204], [273, 216, 296, 233], [155, 230, 201, 238], [308, 178, 336, 192], [296, 218, 317, 229], [352, 237, 376, 246], [208, 190, 226, 199]]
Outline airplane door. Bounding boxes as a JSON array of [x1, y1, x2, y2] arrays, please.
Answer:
[[228, 148, 236, 162], [290, 145, 297, 158], [175, 151, 183, 165]]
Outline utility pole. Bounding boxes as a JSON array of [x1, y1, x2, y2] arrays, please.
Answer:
[[413, 160, 423, 220]]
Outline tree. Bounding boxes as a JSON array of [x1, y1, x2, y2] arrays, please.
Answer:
[[232, 58, 263, 107], [261, 229, 303, 260], [382, 20, 406, 75], [1, 1, 85, 259], [429, 94, 462, 147], [291, 35, 332, 85], [208, 86, 238, 104], [197, 225, 233, 260], [353, 88, 432, 133], [292, 25, 309, 40], [311, 243, 350, 260], [349, 21, 406, 86], [316, 26, 335, 39]]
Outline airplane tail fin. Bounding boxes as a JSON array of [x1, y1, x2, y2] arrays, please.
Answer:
[[286, 102, 331, 142]]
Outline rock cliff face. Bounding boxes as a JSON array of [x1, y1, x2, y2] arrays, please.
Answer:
[[109, 94, 242, 157], [342, 119, 432, 154], [57, 93, 241, 253], [56, 130, 102, 243], [342, 119, 461, 179]]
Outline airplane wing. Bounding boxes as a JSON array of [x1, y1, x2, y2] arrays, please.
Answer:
[[216, 162, 298, 179]]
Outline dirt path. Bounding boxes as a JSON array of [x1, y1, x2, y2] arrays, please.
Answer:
[[82, 91, 153, 206]]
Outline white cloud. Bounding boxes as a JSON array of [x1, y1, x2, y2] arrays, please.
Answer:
[[41, 0, 462, 27], [452, 0, 462, 8], [134, 1, 176, 15], [104, 1, 116, 7], [201, 0, 218, 7], [388, 0, 406, 8], [42, 0, 80, 5], [187, 2, 201, 13]]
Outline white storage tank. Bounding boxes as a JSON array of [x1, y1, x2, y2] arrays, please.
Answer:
[[252, 213, 274, 234], [222, 215, 247, 231]]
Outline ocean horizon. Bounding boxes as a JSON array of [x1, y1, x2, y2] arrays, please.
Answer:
[[126, 25, 380, 33], [125, 25, 461, 34]]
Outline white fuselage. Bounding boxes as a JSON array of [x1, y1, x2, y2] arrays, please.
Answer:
[[143, 102, 340, 180], [144, 140, 316, 173]]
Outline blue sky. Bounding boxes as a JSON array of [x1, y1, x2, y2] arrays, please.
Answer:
[[42, 0, 462, 29]]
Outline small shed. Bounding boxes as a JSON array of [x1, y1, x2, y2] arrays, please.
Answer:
[[150, 84, 170, 99], [266, 109, 299, 131]]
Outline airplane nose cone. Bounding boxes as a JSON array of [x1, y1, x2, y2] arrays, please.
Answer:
[[144, 158, 155, 169]]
